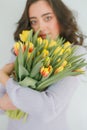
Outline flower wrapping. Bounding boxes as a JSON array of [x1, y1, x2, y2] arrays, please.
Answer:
[[6, 29, 87, 121]]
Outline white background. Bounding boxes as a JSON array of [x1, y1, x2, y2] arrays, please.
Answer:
[[0, 0, 87, 67], [0, 0, 87, 130]]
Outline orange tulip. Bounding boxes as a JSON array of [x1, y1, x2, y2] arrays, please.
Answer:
[[40, 66, 52, 77], [13, 42, 24, 56]]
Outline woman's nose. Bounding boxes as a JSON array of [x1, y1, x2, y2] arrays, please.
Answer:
[[38, 20, 46, 31]]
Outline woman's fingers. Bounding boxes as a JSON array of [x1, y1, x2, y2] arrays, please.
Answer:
[[2, 63, 14, 75], [0, 93, 17, 110]]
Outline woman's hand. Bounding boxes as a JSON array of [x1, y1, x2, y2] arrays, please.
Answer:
[[0, 63, 14, 86], [0, 64, 17, 110], [0, 93, 17, 110], [1, 63, 14, 75]]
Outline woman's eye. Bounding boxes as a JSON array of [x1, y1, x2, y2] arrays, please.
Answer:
[[30, 20, 37, 26], [44, 16, 52, 22]]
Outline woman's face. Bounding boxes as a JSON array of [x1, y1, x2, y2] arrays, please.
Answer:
[[28, 0, 61, 39]]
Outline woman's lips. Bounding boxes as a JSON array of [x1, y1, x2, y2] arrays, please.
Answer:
[[39, 34, 47, 39]]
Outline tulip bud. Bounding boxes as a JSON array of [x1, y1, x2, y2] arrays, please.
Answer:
[[54, 66, 64, 74], [19, 30, 30, 42], [44, 57, 50, 67], [40, 65, 52, 77], [37, 37, 43, 44]]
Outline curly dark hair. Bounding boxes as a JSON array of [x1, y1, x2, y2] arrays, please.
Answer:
[[14, 0, 85, 45]]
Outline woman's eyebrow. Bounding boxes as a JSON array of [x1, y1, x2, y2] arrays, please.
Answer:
[[41, 12, 53, 17], [29, 12, 53, 19], [29, 17, 36, 20]]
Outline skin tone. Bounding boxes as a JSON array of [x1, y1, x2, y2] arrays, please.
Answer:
[[0, 63, 17, 110], [0, 0, 61, 110], [29, 0, 61, 39], [0, 63, 14, 86]]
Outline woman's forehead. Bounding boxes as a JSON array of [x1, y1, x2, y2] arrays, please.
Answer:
[[28, 0, 53, 17]]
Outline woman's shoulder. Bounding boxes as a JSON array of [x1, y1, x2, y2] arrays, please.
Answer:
[[74, 45, 87, 61], [75, 45, 87, 54]]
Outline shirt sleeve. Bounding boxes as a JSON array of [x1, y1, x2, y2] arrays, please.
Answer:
[[0, 52, 16, 114], [5, 46, 87, 122], [5, 76, 81, 122], [75, 46, 87, 81], [0, 84, 6, 97]]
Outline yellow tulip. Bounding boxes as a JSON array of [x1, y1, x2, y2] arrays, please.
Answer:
[[57, 58, 61, 62], [43, 39, 49, 48], [54, 66, 64, 74], [54, 47, 64, 55], [28, 52, 31, 59], [40, 66, 52, 77], [37, 37, 43, 44], [49, 40, 57, 47], [42, 49, 49, 57], [61, 60, 67, 67], [25, 42, 34, 52], [54, 46, 61, 54], [65, 48, 71, 54], [19, 30, 29, 42], [64, 41, 71, 49], [13, 42, 24, 56], [74, 68, 84, 73], [44, 57, 50, 66], [59, 49, 64, 55]]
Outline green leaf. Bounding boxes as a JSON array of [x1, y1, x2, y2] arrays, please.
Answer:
[[19, 77, 37, 89], [53, 55, 67, 69], [27, 29, 33, 42], [70, 71, 85, 76], [19, 64, 29, 81], [23, 45, 29, 66], [30, 59, 43, 78], [18, 46, 24, 65], [26, 48, 36, 72], [35, 42, 45, 53], [36, 69, 72, 91], [56, 36, 65, 45], [69, 61, 87, 71], [14, 57, 19, 81], [33, 53, 43, 66], [48, 46, 57, 57], [67, 53, 87, 63], [32, 29, 40, 46]]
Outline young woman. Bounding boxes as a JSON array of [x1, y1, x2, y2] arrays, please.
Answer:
[[0, 0, 87, 130]]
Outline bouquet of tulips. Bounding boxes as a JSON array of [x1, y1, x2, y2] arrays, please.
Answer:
[[6, 29, 87, 121]]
